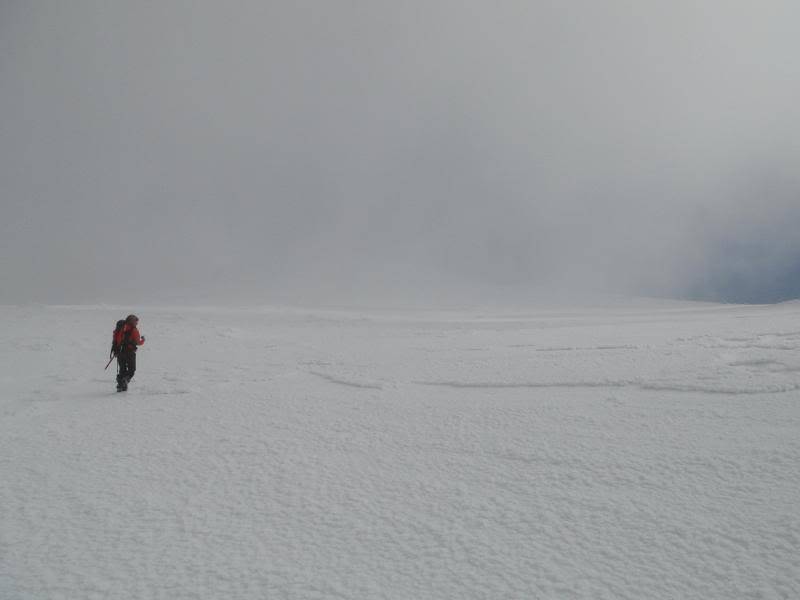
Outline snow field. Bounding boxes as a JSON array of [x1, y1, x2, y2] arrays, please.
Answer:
[[1, 302, 799, 599]]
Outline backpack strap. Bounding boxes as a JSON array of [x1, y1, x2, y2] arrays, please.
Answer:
[[122, 325, 133, 349]]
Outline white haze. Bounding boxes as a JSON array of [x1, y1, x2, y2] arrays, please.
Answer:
[[2, 1, 799, 305]]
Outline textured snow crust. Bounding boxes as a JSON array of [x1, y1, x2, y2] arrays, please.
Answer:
[[1, 301, 799, 599]]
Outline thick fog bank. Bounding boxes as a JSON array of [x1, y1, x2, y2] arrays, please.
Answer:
[[2, 1, 798, 305]]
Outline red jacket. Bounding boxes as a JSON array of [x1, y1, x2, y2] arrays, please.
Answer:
[[122, 324, 145, 350]]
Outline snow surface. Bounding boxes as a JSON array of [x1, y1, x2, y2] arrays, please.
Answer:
[[1, 301, 799, 599]]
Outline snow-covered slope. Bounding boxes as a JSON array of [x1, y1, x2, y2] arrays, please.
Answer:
[[2, 301, 799, 599]]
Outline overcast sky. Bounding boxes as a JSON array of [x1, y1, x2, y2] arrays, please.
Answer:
[[2, 1, 799, 305]]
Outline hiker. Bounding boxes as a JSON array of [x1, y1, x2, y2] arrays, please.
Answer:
[[113, 314, 145, 392]]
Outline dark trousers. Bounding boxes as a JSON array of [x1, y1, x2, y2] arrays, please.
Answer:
[[117, 350, 137, 386]]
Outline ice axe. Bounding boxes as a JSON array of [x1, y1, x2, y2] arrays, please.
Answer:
[[104, 353, 116, 370]]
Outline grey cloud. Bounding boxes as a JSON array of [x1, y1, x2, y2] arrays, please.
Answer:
[[2, 1, 798, 304]]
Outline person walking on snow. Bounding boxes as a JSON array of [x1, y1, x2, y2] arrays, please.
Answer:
[[115, 314, 145, 391]]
